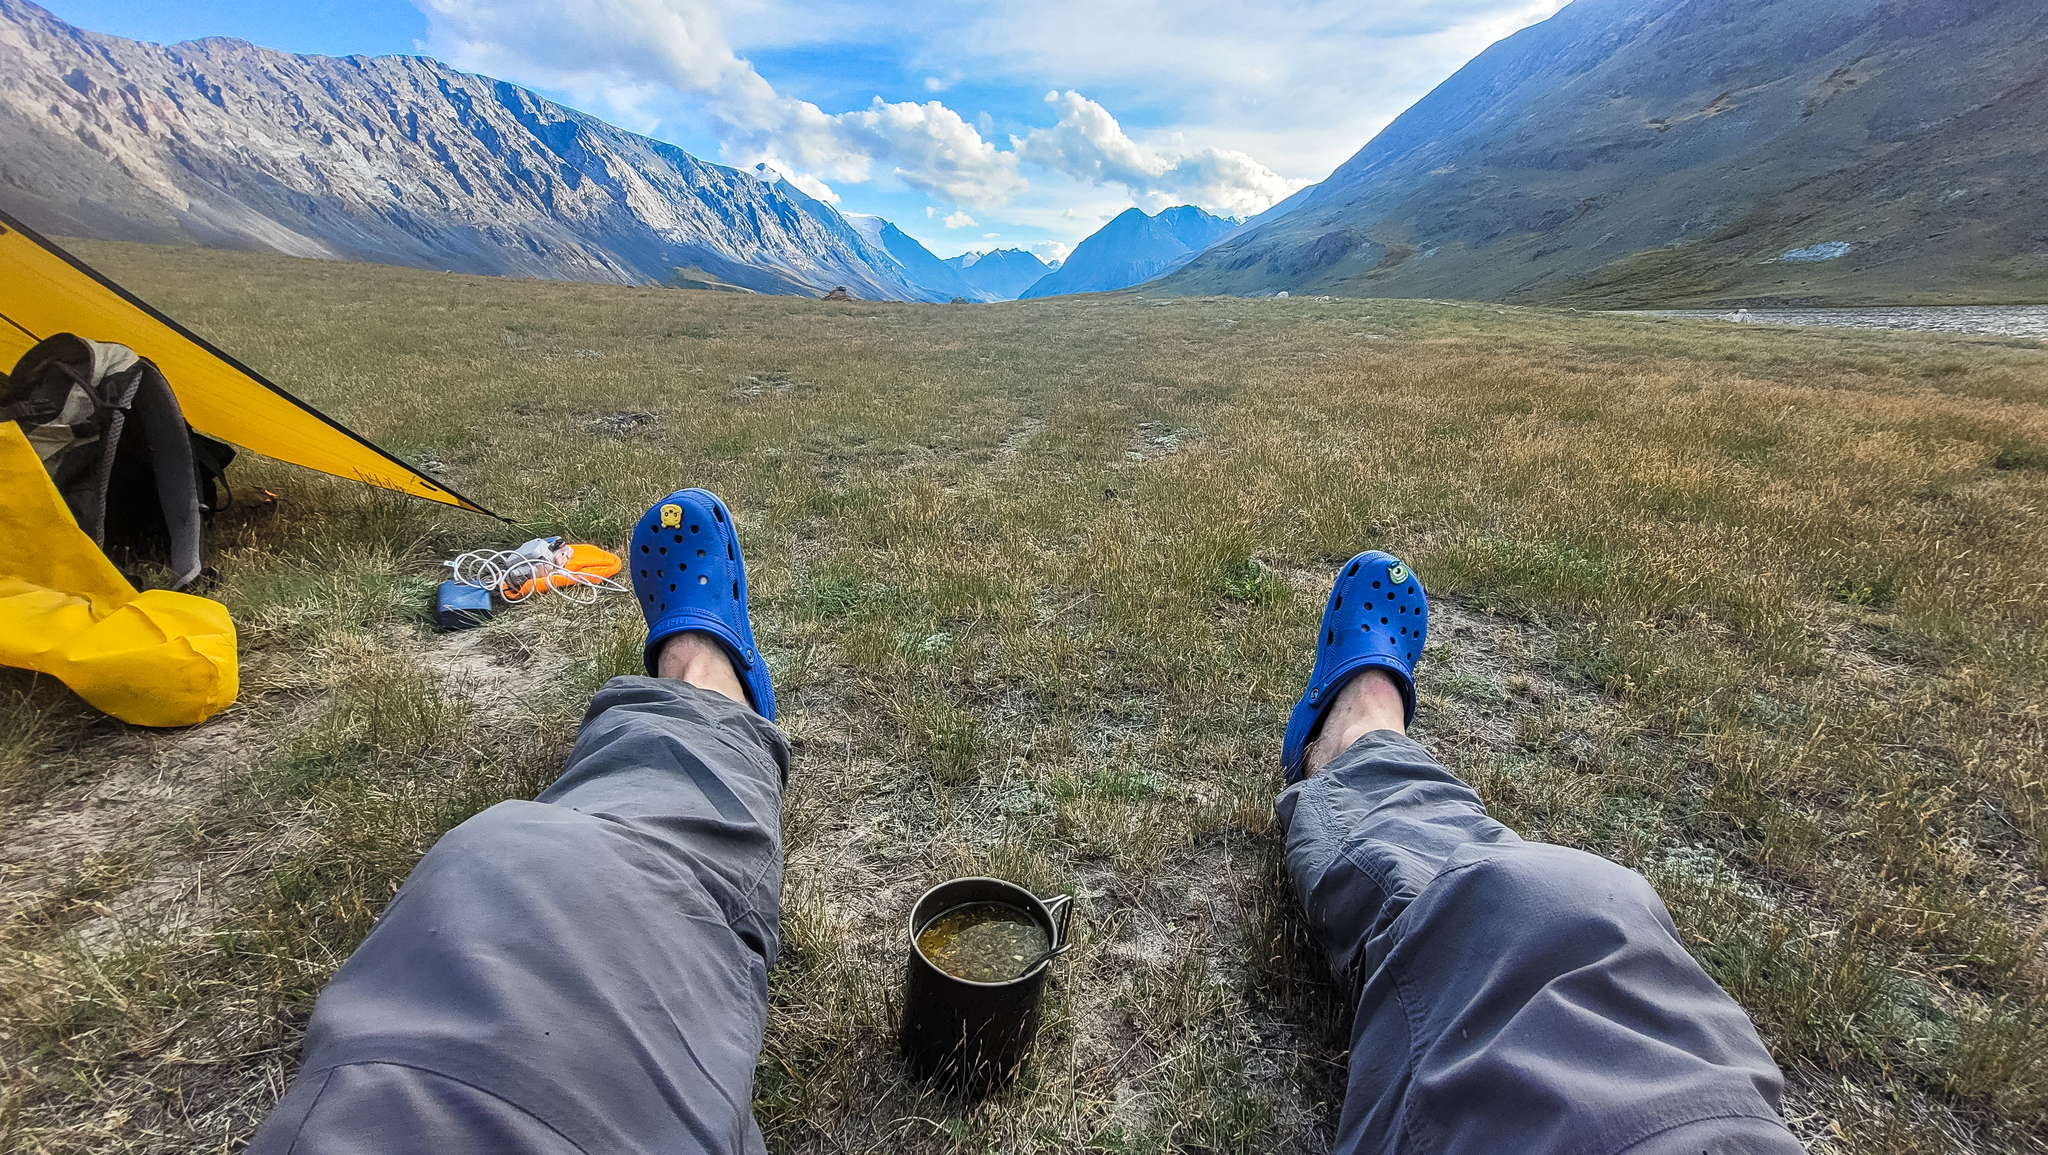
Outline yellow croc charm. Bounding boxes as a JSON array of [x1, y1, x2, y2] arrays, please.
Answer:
[[659, 503, 683, 529]]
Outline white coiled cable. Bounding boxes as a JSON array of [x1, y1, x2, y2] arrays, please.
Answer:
[[445, 542, 626, 606]]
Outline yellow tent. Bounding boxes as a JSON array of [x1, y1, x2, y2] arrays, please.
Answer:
[[0, 206, 495, 516], [2, 421, 237, 727]]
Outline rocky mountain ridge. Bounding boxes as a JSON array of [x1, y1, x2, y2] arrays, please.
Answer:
[[1020, 205, 1236, 299], [1156, 0, 2048, 306], [943, 249, 1055, 301], [0, 0, 948, 299], [844, 214, 995, 301]]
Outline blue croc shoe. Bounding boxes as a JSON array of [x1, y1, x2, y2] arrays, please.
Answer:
[[1280, 550, 1428, 783], [630, 488, 776, 720]]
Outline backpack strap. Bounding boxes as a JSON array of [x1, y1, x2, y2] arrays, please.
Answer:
[[123, 362, 203, 588], [191, 430, 237, 516]]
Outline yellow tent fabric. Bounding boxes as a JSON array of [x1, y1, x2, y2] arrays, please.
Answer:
[[0, 207, 493, 515], [0, 422, 237, 727]]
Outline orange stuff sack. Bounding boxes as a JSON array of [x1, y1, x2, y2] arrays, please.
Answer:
[[0, 422, 237, 726], [503, 542, 623, 600]]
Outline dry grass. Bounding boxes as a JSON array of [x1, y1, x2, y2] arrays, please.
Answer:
[[1, 244, 2044, 1152]]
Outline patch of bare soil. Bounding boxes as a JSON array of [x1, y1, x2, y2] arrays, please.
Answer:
[[1, 716, 260, 942], [423, 617, 574, 712], [2, 614, 576, 956], [1123, 420, 1186, 461], [995, 416, 1043, 460]]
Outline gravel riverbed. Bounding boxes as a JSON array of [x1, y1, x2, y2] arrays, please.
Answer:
[[1631, 305, 2048, 339]]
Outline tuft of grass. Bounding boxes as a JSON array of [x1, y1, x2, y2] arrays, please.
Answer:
[[1946, 1001, 2048, 1119], [1829, 570, 1904, 608], [0, 685, 56, 804], [1221, 558, 1290, 606], [908, 692, 981, 786], [1991, 442, 2046, 471]]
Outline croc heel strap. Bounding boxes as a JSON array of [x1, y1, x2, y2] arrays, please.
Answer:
[[630, 489, 777, 720], [1280, 550, 1428, 783]]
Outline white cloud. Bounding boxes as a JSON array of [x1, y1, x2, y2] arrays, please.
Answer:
[[415, 0, 1024, 207], [1030, 240, 1071, 264], [944, 211, 977, 228], [1014, 91, 1306, 216], [716, 0, 1571, 181]]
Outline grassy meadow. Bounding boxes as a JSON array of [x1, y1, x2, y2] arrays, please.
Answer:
[[2, 240, 2046, 1153]]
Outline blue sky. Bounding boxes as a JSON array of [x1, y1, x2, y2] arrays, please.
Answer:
[[40, 0, 1567, 262]]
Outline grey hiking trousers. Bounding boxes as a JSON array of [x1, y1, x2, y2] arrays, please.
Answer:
[[248, 678, 788, 1155], [1283, 731, 1804, 1155], [250, 678, 1801, 1154]]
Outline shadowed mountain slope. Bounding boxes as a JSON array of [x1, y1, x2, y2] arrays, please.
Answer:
[[944, 249, 1055, 301], [1154, 0, 2048, 306], [844, 215, 993, 301], [1020, 206, 1236, 299], [0, 0, 945, 299]]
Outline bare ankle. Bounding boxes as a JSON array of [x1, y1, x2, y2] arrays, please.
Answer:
[[1302, 668, 1406, 777], [655, 632, 749, 706]]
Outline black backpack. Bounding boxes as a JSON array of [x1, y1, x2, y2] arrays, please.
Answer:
[[3, 333, 233, 589]]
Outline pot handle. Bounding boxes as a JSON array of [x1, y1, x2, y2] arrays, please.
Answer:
[[1041, 892, 1075, 948]]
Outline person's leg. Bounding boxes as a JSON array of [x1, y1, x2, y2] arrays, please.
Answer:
[[249, 620, 786, 1155], [1282, 571, 1803, 1154]]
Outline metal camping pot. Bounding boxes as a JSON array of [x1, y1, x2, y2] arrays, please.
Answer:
[[900, 877, 1074, 1090]]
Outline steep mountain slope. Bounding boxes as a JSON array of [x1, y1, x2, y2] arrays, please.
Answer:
[[1021, 206, 1236, 299], [1156, 0, 2048, 306], [0, 0, 943, 299], [844, 215, 994, 300], [944, 249, 1054, 300]]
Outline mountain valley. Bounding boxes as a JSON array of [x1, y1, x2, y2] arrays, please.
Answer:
[[1154, 0, 2048, 306]]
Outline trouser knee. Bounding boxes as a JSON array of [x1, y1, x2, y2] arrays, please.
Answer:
[[1430, 842, 1677, 950], [421, 800, 614, 881]]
